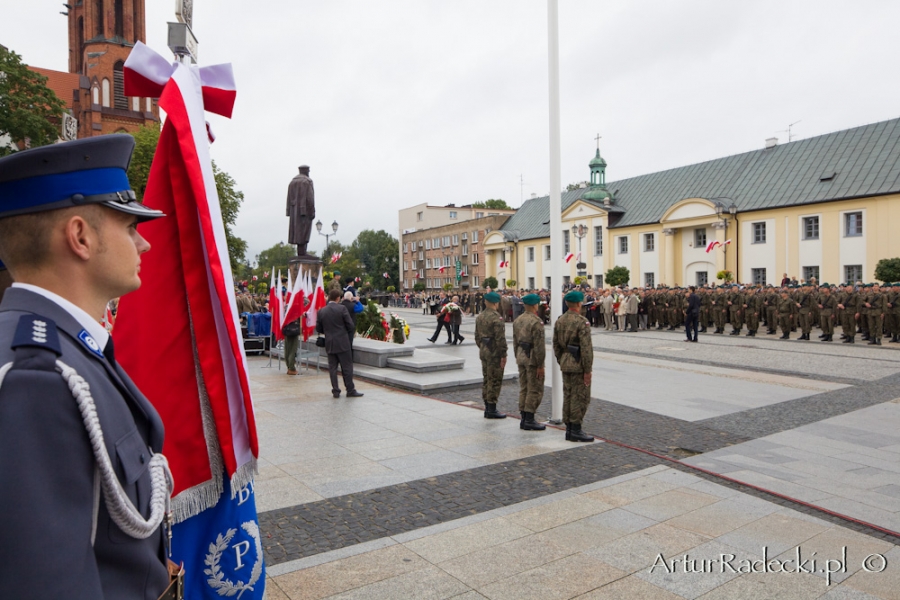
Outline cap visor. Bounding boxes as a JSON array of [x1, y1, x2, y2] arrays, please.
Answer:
[[101, 200, 166, 222]]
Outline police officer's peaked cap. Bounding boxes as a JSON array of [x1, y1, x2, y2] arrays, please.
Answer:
[[522, 293, 540, 305], [0, 135, 164, 222]]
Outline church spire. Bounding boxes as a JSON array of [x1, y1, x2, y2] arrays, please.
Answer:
[[583, 144, 612, 203]]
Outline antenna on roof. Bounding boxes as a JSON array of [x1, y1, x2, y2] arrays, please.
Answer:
[[519, 174, 527, 206], [778, 120, 802, 142]]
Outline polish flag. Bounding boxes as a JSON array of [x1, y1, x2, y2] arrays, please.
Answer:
[[498, 260, 509, 268], [303, 267, 327, 341], [282, 270, 307, 330], [383, 272, 390, 279], [270, 269, 283, 341], [331, 252, 342, 264], [723, 239, 732, 246], [564, 252, 575, 263], [705, 240, 721, 253], [439, 265, 446, 273], [252, 275, 258, 281]]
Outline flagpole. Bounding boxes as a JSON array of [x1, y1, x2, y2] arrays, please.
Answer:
[[547, 0, 563, 424]]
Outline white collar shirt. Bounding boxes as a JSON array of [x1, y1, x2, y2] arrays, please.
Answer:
[[12, 282, 110, 349]]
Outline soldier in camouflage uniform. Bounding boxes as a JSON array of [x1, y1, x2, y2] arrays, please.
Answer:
[[728, 285, 743, 335], [818, 284, 837, 342], [796, 283, 813, 340], [743, 287, 761, 336], [866, 283, 887, 345], [699, 287, 711, 332], [764, 286, 779, 334], [887, 283, 900, 343], [475, 291, 508, 418], [777, 290, 794, 339], [553, 290, 594, 443], [711, 286, 726, 333], [513, 294, 546, 431], [840, 284, 858, 344]]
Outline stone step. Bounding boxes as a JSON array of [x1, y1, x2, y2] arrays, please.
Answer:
[[386, 349, 465, 373]]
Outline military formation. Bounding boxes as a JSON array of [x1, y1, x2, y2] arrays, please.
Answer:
[[475, 290, 595, 442]]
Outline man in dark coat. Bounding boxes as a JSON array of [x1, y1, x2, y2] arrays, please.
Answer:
[[0, 136, 174, 599], [286, 165, 315, 256], [684, 286, 702, 342], [317, 288, 363, 398]]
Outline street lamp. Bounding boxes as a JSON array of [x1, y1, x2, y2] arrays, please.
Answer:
[[316, 219, 339, 248], [571, 223, 587, 278], [712, 198, 738, 282]]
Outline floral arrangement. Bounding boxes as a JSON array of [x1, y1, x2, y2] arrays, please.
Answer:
[[357, 300, 389, 341], [439, 301, 461, 315], [389, 313, 410, 344]]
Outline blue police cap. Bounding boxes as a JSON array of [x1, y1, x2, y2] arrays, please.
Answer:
[[0, 135, 165, 222]]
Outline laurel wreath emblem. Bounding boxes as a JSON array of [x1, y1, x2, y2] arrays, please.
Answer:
[[204, 521, 263, 598]]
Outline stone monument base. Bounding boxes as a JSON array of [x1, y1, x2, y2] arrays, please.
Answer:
[[288, 254, 323, 279]]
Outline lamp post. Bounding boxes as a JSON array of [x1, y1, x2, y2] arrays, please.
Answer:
[[316, 219, 339, 248], [571, 223, 587, 279], [713, 199, 737, 282]]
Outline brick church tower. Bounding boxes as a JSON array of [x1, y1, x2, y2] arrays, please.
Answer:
[[64, 0, 160, 138]]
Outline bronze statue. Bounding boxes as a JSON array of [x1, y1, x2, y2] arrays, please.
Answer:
[[286, 165, 315, 256]]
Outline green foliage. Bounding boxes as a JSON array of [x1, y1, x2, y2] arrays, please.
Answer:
[[257, 242, 296, 276], [506, 279, 516, 288], [413, 282, 425, 292], [716, 269, 734, 282], [483, 276, 498, 290], [875, 258, 900, 283], [212, 161, 248, 273], [472, 199, 511, 210], [605, 266, 630, 287], [257, 282, 268, 295], [386, 285, 396, 293], [442, 282, 453, 291], [351, 229, 399, 286], [573, 276, 585, 285], [356, 300, 387, 341], [126, 125, 160, 201], [0, 46, 67, 156]]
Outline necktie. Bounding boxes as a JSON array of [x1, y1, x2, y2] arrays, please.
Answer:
[[103, 337, 116, 366]]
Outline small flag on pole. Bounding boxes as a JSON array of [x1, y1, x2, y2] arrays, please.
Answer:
[[331, 252, 342, 264], [564, 252, 575, 263], [383, 272, 390, 279], [498, 260, 509, 268]]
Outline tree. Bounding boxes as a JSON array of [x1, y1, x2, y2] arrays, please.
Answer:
[[506, 279, 517, 288], [0, 46, 67, 156], [256, 242, 296, 275], [605, 266, 630, 287], [875, 258, 900, 283], [472, 199, 511, 210], [126, 125, 160, 202], [483, 276, 499, 290], [212, 161, 248, 273], [413, 282, 425, 292], [442, 283, 453, 292], [350, 229, 399, 287]]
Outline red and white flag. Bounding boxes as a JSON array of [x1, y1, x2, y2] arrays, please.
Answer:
[[439, 265, 446, 273], [252, 275, 258, 281], [705, 240, 720, 253], [383, 272, 390, 279], [282, 269, 307, 329], [303, 267, 327, 341], [331, 252, 342, 264], [564, 252, 575, 263], [498, 260, 509, 268], [269, 268, 283, 341]]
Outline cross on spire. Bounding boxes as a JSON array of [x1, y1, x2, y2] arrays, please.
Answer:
[[594, 133, 602, 150]]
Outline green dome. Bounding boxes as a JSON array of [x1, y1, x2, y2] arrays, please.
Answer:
[[589, 148, 607, 168], [582, 186, 611, 202]]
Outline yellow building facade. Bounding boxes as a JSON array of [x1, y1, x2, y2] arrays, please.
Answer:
[[485, 118, 900, 289]]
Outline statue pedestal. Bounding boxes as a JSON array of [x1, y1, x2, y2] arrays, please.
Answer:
[[288, 254, 323, 280]]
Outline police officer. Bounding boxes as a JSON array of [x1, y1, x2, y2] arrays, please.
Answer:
[[475, 291, 508, 419], [0, 136, 176, 599], [513, 293, 545, 430], [553, 290, 594, 442]]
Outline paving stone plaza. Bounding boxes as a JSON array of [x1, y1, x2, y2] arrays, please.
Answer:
[[256, 307, 900, 599]]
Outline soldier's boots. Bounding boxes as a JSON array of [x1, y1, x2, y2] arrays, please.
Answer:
[[520, 412, 546, 431], [780, 332, 790, 340], [843, 336, 855, 344], [868, 338, 882, 346], [566, 423, 594, 443], [730, 328, 741, 335], [822, 334, 833, 342], [484, 403, 507, 419]]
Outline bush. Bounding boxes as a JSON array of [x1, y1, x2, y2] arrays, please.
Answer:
[[442, 283, 453, 292], [483, 276, 499, 290], [716, 269, 734, 282], [413, 282, 425, 292], [573, 276, 585, 285], [506, 279, 516, 288], [386, 285, 396, 293], [605, 266, 630, 287], [875, 258, 900, 283]]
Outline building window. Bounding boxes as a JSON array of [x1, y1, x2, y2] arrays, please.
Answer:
[[695, 228, 707, 248], [443, 236, 451, 246], [751, 268, 767, 285], [403, 261, 408, 271], [474, 276, 480, 287], [527, 246, 535, 262], [426, 259, 432, 269], [563, 276, 571, 285], [410, 260, 417, 269], [595, 274, 604, 288], [544, 276, 551, 289], [845, 265, 863, 283], [472, 230, 479, 243], [462, 232, 467, 240], [644, 233, 655, 252], [132, 97, 140, 111], [528, 277, 535, 289], [544, 245, 551, 260], [476, 211, 484, 218], [146, 98, 152, 112], [472, 253, 479, 265], [696, 271, 708, 286], [802, 266, 820, 283], [418, 251, 423, 260], [845, 212, 863, 237], [417, 211, 423, 221], [618, 236, 628, 254], [101, 78, 111, 107], [803, 216, 819, 240], [113, 61, 127, 109], [449, 211, 457, 219], [563, 230, 570, 254], [462, 243, 468, 256], [425, 239, 431, 250], [92, 85, 100, 105], [403, 243, 408, 253], [427, 278, 432, 288], [752, 222, 767, 244], [645, 272, 655, 287], [452, 234, 459, 245], [594, 226, 603, 256]]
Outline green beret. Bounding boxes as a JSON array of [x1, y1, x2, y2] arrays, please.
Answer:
[[483, 291, 501, 303], [522, 293, 540, 305], [564, 290, 584, 303], [333, 270, 341, 276], [820, 283, 830, 289]]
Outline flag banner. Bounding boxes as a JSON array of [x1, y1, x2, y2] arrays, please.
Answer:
[[439, 266, 446, 273], [723, 239, 732, 245], [383, 272, 390, 279], [330, 252, 342, 264], [564, 252, 575, 263], [116, 42, 264, 599], [497, 260, 509, 268], [705, 240, 720, 253]]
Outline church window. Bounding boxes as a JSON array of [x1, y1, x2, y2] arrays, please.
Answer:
[[115, 0, 125, 38], [76, 18, 84, 72], [92, 85, 100, 105], [101, 78, 111, 107], [113, 61, 127, 110], [94, 0, 104, 38]]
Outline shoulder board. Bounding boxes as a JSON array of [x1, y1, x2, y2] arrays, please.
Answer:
[[12, 315, 62, 356]]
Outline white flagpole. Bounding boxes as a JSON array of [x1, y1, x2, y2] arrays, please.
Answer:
[[547, 0, 564, 424]]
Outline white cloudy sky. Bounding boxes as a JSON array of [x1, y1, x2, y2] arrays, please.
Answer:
[[4, 1, 900, 262]]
